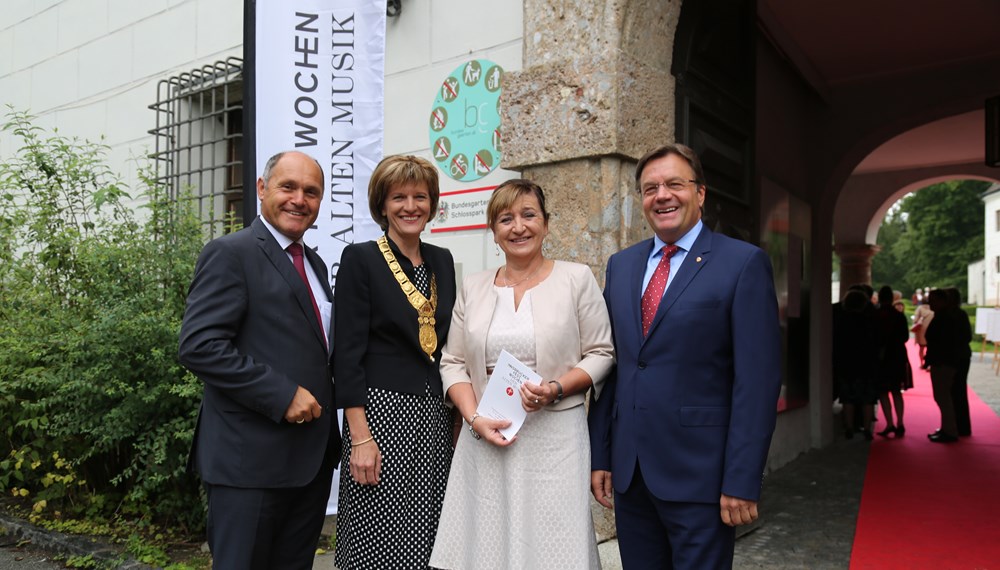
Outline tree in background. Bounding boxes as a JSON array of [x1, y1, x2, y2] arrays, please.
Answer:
[[872, 206, 910, 294], [872, 180, 987, 301]]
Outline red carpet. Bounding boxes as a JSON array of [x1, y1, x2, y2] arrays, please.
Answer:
[[851, 340, 1000, 569]]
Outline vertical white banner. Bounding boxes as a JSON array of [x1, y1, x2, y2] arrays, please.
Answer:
[[255, 0, 386, 515]]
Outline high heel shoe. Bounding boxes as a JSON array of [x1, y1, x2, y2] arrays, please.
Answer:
[[876, 426, 896, 437], [896, 425, 905, 437]]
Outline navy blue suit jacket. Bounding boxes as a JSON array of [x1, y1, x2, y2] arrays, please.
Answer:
[[179, 217, 340, 488], [590, 226, 781, 503]]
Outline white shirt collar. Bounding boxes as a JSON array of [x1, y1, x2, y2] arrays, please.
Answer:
[[259, 215, 300, 251], [649, 219, 703, 259]]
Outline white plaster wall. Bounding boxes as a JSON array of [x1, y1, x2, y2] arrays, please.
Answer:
[[0, 0, 244, 193], [384, 0, 524, 276]]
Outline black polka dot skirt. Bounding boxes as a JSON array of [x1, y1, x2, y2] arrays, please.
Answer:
[[335, 383, 454, 570]]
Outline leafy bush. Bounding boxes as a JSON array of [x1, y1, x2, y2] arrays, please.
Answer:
[[0, 109, 206, 533]]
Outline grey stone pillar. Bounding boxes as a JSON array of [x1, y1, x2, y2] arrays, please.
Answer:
[[834, 243, 881, 299], [501, 0, 683, 282]]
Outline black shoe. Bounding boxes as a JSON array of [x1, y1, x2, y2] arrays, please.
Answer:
[[876, 426, 896, 437], [896, 425, 905, 437], [929, 433, 958, 443], [862, 429, 874, 441]]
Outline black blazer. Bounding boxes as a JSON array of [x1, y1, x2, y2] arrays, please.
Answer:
[[334, 235, 456, 408], [178, 217, 340, 488]]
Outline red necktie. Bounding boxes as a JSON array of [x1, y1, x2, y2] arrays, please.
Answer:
[[641, 245, 680, 336], [287, 243, 326, 343]]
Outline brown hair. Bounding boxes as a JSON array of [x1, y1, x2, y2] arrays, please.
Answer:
[[367, 155, 440, 230], [486, 179, 550, 230], [634, 143, 706, 192]]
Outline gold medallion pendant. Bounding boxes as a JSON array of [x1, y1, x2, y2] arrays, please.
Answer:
[[377, 236, 438, 362]]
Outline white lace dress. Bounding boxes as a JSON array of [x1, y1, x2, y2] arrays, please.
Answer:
[[430, 286, 601, 570]]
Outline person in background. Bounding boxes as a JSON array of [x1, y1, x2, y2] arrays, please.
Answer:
[[873, 285, 909, 437], [833, 289, 879, 440], [178, 151, 338, 569], [945, 287, 973, 437], [430, 179, 614, 569], [911, 295, 934, 369], [333, 155, 457, 570], [923, 288, 971, 443], [590, 143, 782, 569]]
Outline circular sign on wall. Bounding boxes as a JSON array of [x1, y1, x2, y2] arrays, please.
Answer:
[[428, 59, 503, 182]]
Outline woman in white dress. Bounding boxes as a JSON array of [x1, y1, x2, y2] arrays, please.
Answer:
[[430, 179, 614, 570]]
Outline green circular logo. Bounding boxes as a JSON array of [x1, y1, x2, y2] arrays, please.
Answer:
[[428, 59, 503, 182]]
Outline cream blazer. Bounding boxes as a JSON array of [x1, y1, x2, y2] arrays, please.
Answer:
[[440, 260, 614, 411]]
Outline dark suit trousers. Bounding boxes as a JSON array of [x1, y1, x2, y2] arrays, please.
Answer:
[[204, 448, 336, 570], [614, 462, 735, 570], [953, 359, 971, 436], [930, 365, 959, 437]]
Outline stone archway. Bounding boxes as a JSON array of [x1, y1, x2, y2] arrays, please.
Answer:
[[832, 164, 1000, 297]]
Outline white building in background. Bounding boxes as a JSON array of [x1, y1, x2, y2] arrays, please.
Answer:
[[976, 183, 1000, 306], [0, 0, 524, 276], [968, 259, 985, 306]]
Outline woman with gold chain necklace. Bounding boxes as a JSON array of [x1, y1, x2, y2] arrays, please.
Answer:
[[430, 179, 614, 569], [333, 155, 456, 570]]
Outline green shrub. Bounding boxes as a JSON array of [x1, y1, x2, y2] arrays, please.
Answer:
[[0, 109, 207, 533]]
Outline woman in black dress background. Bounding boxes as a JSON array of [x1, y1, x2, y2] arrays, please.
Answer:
[[873, 285, 909, 437]]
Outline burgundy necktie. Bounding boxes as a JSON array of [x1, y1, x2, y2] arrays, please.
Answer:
[[287, 243, 325, 343], [641, 245, 680, 336]]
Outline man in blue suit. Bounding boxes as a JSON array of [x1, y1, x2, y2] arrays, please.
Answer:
[[590, 143, 782, 569], [179, 151, 340, 569]]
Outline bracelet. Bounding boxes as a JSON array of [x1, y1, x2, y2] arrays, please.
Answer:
[[548, 380, 564, 404], [468, 413, 482, 440], [350, 436, 375, 447]]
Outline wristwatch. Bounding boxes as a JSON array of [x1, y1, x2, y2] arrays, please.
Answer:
[[548, 380, 564, 404], [468, 413, 482, 440]]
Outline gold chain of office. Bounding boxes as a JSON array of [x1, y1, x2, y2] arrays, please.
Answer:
[[376, 235, 438, 362]]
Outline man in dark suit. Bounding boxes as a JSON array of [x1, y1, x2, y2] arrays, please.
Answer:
[[179, 150, 340, 569], [590, 144, 782, 569]]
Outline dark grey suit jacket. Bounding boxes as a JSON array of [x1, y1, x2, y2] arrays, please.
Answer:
[[179, 217, 340, 488]]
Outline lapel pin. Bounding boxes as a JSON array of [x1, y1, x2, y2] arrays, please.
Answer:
[[696, 256, 702, 263]]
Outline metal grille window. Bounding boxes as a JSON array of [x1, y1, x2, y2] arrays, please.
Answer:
[[149, 57, 244, 238]]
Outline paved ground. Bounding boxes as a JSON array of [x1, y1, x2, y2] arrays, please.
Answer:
[[4, 354, 998, 569], [733, 352, 1000, 570]]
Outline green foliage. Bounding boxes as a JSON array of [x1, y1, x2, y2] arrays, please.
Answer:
[[872, 180, 987, 298], [125, 532, 171, 566], [0, 109, 206, 534], [63, 554, 104, 569]]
